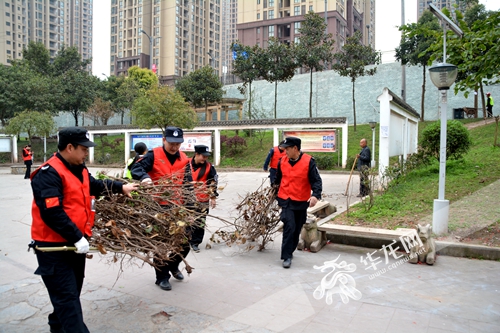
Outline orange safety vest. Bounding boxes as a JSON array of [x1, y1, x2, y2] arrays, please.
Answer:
[[31, 156, 95, 242], [269, 146, 286, 169], [190, 158, 211, 203], [22, 148, 32, 162], [149, 147, 189, 205], [277, 154, 312, 202]]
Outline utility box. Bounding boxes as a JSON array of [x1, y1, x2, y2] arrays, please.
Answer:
[[453, 108, 464, 119]]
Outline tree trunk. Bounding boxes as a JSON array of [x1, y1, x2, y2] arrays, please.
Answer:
[[248, 82, 252, 119], [421, 65, 426, 121], [121, 110, 125, 125], [352, 80, 357, 132], [73, 110, 79, 127], [205, 100, 208, 120], [480, 83, 486, 118], [474, 85, 478, 111], [309, 70, 313, 118], [274, 80, 278, 119]]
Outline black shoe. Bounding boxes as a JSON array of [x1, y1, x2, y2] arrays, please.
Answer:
[[356, 194, 363, 197], [191, 244, 200, 253], [283, 258, 292, 269], [156, 279, 172, 290], [172, 270, 184, 280]]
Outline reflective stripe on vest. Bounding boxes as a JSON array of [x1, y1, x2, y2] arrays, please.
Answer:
[[190, 159, 211, 202], [31, 156, 94, 242], [148, 147, 189, 205], [277, 154, 312, 202], [269, 146, 285, 169]]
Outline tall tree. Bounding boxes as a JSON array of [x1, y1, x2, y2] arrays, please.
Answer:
[[52, 45, 92, 76], [332, 31, 381, 131], [17, 41, 52, 76], [115, 78, 140, 124], [5, 110, 57, 144], [395, 10, 440, 121], [261, 37, 297, 118], [175, 65, 224, 116], [86, 97, 114, 126], [57, 70, 100, 126], [131, 85, 197, 136], [231, 42, 266, 119], [296, 11, 335, 117], [127, 66, 158, 91]]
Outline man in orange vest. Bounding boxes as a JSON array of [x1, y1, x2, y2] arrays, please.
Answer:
[[188, 145, 218, 252], [274, 137, 322, 269], [263, 144, 286, 183], [131, 126, 194, 291], [22, 144, 33, 179], [30, 127, 137, 333]]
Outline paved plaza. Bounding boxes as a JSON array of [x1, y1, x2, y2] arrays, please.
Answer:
[[0, 167, 499, 333]]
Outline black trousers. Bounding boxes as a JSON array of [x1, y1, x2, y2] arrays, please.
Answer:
[[487, 106, 493, 117], [188, 203, 209, 246], [154, 242, 190, 282], [24, 160, 32, 179], [35, 249, 89, 333], [268, 168, 278, 184], [280, 207, 307, 260]]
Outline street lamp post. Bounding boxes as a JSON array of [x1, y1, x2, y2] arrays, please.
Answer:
[[141, 30, 153, 70], [369, 121, 376, 168], [428, 4, 463, 235]]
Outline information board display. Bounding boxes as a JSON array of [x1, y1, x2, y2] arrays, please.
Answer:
[[283, 130, 336, 152]]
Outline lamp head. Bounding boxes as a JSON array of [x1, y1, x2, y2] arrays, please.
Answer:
[[428, 63, 458, 90], [369, 121, 377, 129]]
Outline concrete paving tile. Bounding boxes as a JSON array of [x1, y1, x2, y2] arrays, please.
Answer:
[[346, 316, 391, 333], [385, 308, 432, 333], [201, 301, 246, 319], [428, 313, 470, 333], [311, 306, 354, 328], [302, 320, 341, 333], [427, 328, 465, 333], [469, 319, 500, 333], [227, 307, 275, 327], [355, 302, 397, 320]]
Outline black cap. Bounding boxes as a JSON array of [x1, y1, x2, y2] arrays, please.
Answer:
[[194, 145, 211, 156], [134, 142, 148, 154], [58, 127, 97, 148], [280, 137, 301, 149], [164, 126, 184, 143]]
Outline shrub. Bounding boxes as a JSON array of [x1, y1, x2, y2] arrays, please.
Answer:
[[225, 135, 247, 157], [420, 120, 472, 160], [313, 154, 334, 170]]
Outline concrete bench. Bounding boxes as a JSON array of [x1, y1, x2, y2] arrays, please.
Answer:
[[11, 165, 40, 175]]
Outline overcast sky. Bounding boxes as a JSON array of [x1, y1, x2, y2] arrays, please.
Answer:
[[92, 0, 498, 78]]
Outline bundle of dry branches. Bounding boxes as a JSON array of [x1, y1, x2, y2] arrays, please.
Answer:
[[210, 182, 282, 251], [91, 176, 209, 272]]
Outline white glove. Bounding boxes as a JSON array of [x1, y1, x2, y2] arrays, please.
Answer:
[[141, 178, 153, 185], [74, 237, 90, 254]]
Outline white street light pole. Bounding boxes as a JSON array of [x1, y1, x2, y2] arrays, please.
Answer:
[[428, 4, 463, 235]]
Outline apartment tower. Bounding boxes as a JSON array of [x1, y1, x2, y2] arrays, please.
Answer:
[[236, 0, 375, 53], [0, 0, 93, 67], [110, 0, 222, 85], [417, 0, 469, 20]]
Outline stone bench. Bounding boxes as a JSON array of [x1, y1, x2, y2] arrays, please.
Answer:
[[11, 165, 40, 175]]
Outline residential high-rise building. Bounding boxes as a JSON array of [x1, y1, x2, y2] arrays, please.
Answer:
[[0, 0, 93, 67], [110, 0, 222, 86], [417, 0, 468, 20], [236, 0, 375, 53], [221, 0, 237, 82]]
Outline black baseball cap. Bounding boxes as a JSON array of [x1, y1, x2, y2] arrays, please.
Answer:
[[280, 137, 301, 149], [164, 126, 184, 143], [58, 127, 97, 148], [194, 145, 211, 156]]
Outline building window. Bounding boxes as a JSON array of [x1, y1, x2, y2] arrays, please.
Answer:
[[294, 22, 300, 34], [269, 0, 274, 6], [268, 25, 274, 37], [294, 6, 300, 15], [257, 13, 260, 19], [268, 10, 274, 19]]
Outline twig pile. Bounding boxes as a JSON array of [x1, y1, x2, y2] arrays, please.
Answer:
[[210, 182, 282, 251], [91, 176, 206, 271]]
